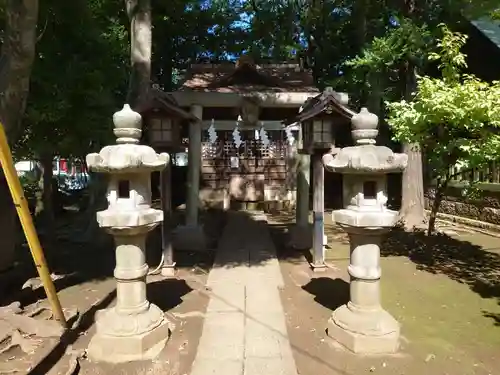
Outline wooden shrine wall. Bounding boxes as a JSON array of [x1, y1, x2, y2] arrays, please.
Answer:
[[200, 130, 297, 203]]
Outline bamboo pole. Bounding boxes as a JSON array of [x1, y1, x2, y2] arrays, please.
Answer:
[[0, 122, 67, 327]]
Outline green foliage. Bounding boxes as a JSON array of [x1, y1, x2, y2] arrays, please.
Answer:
[[346, 19, 432, 71], [16, 0, 129, 160], [386, 25, 500, 184], [427, 24, 468, 82]]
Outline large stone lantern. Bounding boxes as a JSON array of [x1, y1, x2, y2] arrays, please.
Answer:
[[322, 107, 407, 354], [85, 104, 171, 363]]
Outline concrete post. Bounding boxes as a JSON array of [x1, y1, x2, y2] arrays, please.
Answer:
[[288, 126, 312, 250], [296, 154, 310, 227], [160, 164, 175, 277], [172, 104, 206, 251], [311, 152, 326, 272], [186, 104, 202, 226]]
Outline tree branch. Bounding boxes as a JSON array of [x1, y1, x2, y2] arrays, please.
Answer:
[[36, 15, 49, 43], [250, 0, 259, 13], [446, 167, 475, 181]]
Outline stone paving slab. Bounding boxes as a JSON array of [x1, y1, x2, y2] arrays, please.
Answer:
[[189, 212, 298, 375]]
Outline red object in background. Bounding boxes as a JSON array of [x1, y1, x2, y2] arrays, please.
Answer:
[[59, 159, 68, 173]]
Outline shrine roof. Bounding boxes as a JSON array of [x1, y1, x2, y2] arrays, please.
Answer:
[[283, 87, 356, 125], [178, 59, 318, 93]]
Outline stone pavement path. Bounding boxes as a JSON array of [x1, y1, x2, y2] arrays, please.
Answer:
[[190, 212, 298, 375]]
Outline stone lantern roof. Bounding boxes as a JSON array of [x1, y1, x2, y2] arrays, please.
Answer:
[[282, 87, 356, 126], [86, 104, 169, 174], [323, 108, 408, 174]]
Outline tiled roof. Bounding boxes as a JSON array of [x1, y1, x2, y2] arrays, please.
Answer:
[[178, 62, 318, 93]]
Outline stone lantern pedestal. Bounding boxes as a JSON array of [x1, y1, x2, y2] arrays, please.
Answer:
[[323, 108, 407, 354], [85, 105, 171, 363]]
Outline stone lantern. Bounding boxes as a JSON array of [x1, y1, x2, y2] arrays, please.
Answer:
[[85, 104, 171, 363], [322, 107, 407, 354]]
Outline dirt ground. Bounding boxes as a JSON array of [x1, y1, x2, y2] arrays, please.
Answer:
[[268, 212, 500, 375], [2, 208, 500, 375], [0, 209, 224, 375]]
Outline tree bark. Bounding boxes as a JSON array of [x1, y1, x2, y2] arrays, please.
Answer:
[[0, 0, 39, 272], [427, 180, 445, 236], [395, 0, 426, 230], [353, 0, 369, 104], [399, 62, 426, 229], [125, 0, 151, 109], [400, 142, 426, 229]]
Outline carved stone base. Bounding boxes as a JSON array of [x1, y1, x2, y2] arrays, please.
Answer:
[[288, 224, 312, 250], [172, 225, 206, 252], [87, 304, 170, 363], [327, 304, 400, 354]]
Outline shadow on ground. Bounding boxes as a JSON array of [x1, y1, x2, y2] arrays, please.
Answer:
[[302, 277, 349, 311], [26, 277, 193, 375], [202, 209, 309, 269], [483, 311, 500, 326], [27, 290, 116, 375], [382, 228, 500, 324], [0, 208, 223, 307], [148, 278, 193, 311]]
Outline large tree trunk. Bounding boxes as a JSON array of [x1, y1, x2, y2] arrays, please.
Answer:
[[395, 0, 426, 231], [0, 0, 39, 272], [353, 0, 369, 104], [400, 142, 426, 228], [399, 61, 426, 229], [125, 0, 151, 109]]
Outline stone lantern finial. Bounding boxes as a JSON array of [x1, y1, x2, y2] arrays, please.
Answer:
[[112, 104, 142, 144], [351, 107, 378, 145]]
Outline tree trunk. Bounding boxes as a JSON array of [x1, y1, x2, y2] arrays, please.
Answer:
[[0, 177, 17, 272], [125, 0, 151, 109], [395, 0, 426, 229], [0, 0, 39, 272], [427, 178, 447, 235], [400, 142, 426, 229], [353, 0, 369, 104], [399, 60, 426, 229]]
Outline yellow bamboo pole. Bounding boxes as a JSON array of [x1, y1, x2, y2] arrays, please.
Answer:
[[0, 122, 67, 328]]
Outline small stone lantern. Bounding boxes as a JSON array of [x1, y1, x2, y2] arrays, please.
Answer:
[[85, 104, 170, 363], [322, 107, 407, 354]]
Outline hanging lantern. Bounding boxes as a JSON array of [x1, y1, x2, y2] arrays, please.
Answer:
[[300, 118, 334, 154]]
